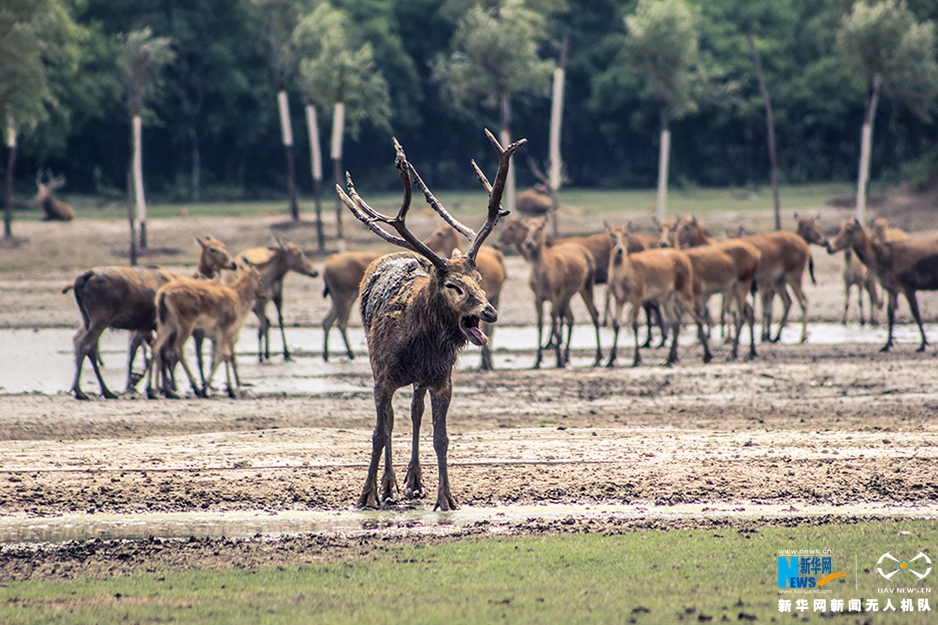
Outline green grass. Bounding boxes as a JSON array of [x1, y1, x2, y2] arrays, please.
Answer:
[[1, 519, 935, 624], [11, 182, 853, 223]]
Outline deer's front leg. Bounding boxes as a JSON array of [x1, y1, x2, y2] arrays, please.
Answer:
[[430, 381, 457, 511], [404, 385, 428, 499], [359, 384, 397, 507]]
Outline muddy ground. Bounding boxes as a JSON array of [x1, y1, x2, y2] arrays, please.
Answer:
[[2, 198, 938, 581]]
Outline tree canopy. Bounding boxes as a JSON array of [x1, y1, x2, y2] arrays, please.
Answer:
[[5, 0, 938, 200]]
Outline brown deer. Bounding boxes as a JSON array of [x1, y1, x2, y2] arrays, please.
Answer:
[[321, 251, 383, 361], [231, 236, 318, 362], [64, 236, 236, 399], [35, 169, 75, 221], [828, 218, 938, 352], [677, 217, 810, 344], [605, 224, 706, 367], [336, 130, 523, 511], [871, 218, 908, 244], [521, 217, 603, 368], [146, 264, 266, 399], [516, 186, 553, 215], [841, 247, 882, 325], [424, 224, 507, 370], [794, 213, 827, 286]]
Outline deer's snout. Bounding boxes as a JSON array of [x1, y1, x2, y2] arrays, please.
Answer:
[[481, 304, 497, 324]]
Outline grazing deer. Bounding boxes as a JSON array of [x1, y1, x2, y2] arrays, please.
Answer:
[[841, 247, 882, 325], [521, 217, 603, 368], [321, 251, 383, 361], [64, 236, 236, 399], [337, 130, 523, 511], [677, 217, 810, 343], [35, 169, 75, 221], [147, 264, 266, 399], [425, 224, 507, 370], [828, 218, 938, 352], [605, 224, 705, 367]]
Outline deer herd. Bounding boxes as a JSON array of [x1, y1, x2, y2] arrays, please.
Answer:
[[56, 130, 938, 510]]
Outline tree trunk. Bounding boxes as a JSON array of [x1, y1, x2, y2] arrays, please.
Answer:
[[132, 115, 147, 249], [126, 162, 137, 267], [278, 91, 300, 221], [656, 106, 671, 222], [188, 123, 201, 203], [331, 102, 346, 249], [4, 136, 15, 239], [856, 74, 882, 224], [748, 33, 781, 231], [306, 104, 325, 250], [500, 93, 516, 215], [548, 39, 568, 239]]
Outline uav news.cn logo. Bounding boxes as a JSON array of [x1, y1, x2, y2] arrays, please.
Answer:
[[778, 554, 846, 590], [877, 552, 932, 582]]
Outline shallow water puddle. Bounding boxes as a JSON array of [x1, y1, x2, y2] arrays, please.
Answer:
[[2, 501, 937, 543], [2, 323, 936, 396]]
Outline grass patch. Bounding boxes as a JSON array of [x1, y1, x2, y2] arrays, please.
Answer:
[[11, 183, 853, 224], [1, 519, 935, 624]]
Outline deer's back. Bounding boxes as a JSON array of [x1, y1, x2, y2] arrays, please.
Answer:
[[743, 232, 808, 276]]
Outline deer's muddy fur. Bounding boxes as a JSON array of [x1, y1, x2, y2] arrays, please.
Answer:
[[336, 129, 523, 511]]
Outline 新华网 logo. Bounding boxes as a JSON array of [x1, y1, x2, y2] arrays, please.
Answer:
[[877, 552, 932, 582], [778, 556, 847, 589]]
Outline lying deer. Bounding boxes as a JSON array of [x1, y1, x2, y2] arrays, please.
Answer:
[[425, 224, 507, 370], [337, 129, 523, 511], [146, 264, 266, 399], [65, 236, 236, 399], [828, 218, 938, 352], [35, 169, 75, 221], [605, 224, 705, 367]]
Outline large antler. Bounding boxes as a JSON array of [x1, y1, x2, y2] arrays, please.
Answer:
[[336, 139, 447, 270], [467, 129, 527, 261]]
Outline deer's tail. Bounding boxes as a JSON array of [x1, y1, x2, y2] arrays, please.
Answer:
[[70, 271, 94, 329]]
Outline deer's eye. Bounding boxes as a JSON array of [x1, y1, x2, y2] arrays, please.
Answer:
[[445, 284, 463, 296]]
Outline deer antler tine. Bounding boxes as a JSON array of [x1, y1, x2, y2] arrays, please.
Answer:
[[470, 160, 510, 219], [407, 160, 475, 241], [336, 180, 409, 248], [467, 130, 527, 261]]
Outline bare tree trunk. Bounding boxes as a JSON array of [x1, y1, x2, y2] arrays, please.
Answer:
[[748, 33, 781, 231], [500, 93, 516, 215], [656, 106, 670, 222], [4, 140, 15, 239], [188, 124, 201, 203], [548, 38, 568, 239], [856, 74, 882, 224], [331, 102, 346, 249], [306, 104, 325, 250], [278, 91, 300, 221], [133, 115, 147, 249], [126, 164, 137, 267]]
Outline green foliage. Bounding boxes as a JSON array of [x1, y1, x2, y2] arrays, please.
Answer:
[[294, 3, 391, 138], [838, 0, 938, 120], [433, 1, 555, 125], [625, 0, 699, 121], [117, 27, 175, 121]]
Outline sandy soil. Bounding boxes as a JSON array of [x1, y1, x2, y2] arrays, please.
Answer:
[[2, 200, 938, 580]]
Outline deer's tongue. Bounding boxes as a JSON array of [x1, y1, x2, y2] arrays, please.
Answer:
[[467, 326, 488, 347]]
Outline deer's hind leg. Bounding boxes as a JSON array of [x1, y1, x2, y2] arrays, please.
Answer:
[[404, 385, 428, 499], [359, 384, 398, 508], [429, 380, 457, 511]]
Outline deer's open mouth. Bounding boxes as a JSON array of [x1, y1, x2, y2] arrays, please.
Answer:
[[462, 315, 488, 347]]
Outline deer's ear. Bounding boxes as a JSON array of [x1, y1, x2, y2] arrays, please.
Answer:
[[197, 237, 207, 249]]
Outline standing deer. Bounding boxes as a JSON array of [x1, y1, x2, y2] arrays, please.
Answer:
[[65, 236, 236, 399], [828, 218, 938, 352], [424, 223, 507, 370], [521, 217, 603, 368], [321, 251, 383, 361], [337, 130, 524, 511], [605, 224, 704, 367], [35, 169, 75, 221], [841, 247, 882, 325]]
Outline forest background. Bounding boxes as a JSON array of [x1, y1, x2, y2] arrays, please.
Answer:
[[6, 0, 938, 210]]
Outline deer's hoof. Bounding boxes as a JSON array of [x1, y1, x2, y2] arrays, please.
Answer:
[[404, 485, 427, 499]]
